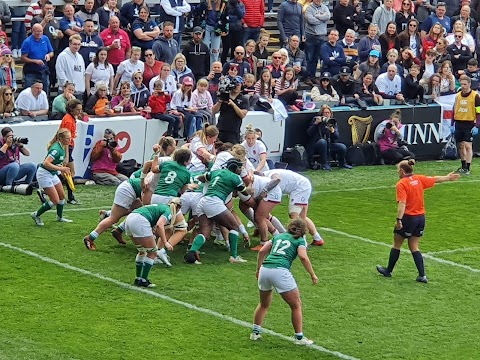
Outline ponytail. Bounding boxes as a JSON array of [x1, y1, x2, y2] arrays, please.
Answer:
[[48, 128, 71, 165], [244, 123, 255, 136], [168, 197, 182, 227], [397, 159, 415, 175]]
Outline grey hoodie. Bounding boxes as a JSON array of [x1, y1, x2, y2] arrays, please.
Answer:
[[304, 2, 330, 37], [152, 36, 180, 64], [372, 5, 396, 34]]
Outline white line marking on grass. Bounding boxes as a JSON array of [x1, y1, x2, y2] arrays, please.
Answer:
[[0, 207, 106, 217], [426, 247, 480, 256], [320, 227, 480, 274], [0, 242, 361, 360]]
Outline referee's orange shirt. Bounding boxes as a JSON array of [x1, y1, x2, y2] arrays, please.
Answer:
[[396, 175, 436, 216]]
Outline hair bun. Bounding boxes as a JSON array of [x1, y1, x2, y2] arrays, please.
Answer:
[[408, 159, 415, 166]]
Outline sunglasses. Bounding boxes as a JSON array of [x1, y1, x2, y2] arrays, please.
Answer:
[[235, 52, 244, 55], [273, 56, 282, 59], [437, 42, 443, 44], [3, 54, 12, 57], [134, 76, 142, 80], [455, 35, 463, 38], [409, 24, 417, 27], [321, 79, 329, 81], [4, 92, 12, 96], [145, 53, 154, 57]]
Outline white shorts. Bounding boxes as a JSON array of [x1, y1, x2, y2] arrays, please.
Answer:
[[151, 194, 173, 205], [180, 192, 203, 216], [289, 179, 311, 213], [113, 181, 137, 209], [37, 167, 61, 189], [258, 267, 297, 294], [196, 196, 227, 218], [124, 213, 153, 238]]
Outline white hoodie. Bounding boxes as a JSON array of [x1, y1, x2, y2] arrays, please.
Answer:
[[56, 48, 86, 92]]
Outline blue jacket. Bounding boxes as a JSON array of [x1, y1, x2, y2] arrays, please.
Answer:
[[320, 42, 346, 75], [277, 0, 304, 43], [227, 2, 245, 31]]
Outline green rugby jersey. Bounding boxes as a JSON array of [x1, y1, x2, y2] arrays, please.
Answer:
[[128, 177, 142, 198], [189, 171, 205, 193], [132, 203, 172, 227], [204, 169, 245, 202], [154, 161, 191, 196], [40, 142, 66, 175], [262, 233, 308, 270]]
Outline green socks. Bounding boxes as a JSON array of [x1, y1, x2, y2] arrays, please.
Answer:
[[229, 230, 239, 258], [135, 254, 145, 278], [56, 199, 65, 218], [36, 201, 53, 216], [141, 257, 154, 280], [190, 234, 206, 252]]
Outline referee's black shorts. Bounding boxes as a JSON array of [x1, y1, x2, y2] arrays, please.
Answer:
[[454, 120, 475, 143], [394, 214, 426, 238]]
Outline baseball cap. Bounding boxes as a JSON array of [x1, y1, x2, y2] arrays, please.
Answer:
[[192, 26, 203, 34], [234, 76, 244, 84], [182, 76, 194, 86], [320, 72, 331, 80], [369, 49, 380, 58], [340, 66, 351, 75]]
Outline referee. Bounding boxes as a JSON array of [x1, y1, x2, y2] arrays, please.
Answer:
[[452, 75, 480, 175]]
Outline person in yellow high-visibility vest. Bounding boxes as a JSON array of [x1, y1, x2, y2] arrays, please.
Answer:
[[452, 75, 480, 175]]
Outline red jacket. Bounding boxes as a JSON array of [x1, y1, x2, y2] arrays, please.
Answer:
[[148, 92, 171, 114], [242, 0, 264, 28]]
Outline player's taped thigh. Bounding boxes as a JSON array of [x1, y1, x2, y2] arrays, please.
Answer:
[[289, 204, 303, 215], [136, 245, 159, 254]]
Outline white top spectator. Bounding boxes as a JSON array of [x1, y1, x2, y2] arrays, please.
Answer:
[[15, 86, 49, 112]]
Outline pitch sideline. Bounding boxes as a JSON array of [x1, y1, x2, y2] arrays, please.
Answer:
[[0, 241, 361, 360]]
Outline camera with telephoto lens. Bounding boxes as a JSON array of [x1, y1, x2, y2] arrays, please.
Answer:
[[12, 137, 29, 145], [106, 138, 118, 148], [385, 122, 393, 129], [314, 116, 336, 128]]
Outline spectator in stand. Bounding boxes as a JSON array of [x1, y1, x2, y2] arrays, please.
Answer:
[[420, 2, 450, 39], [0, 86, 20, 121], [254, 31, 270, 74], [0, 19, 7, 47], [132, 5, 160, 54], [266, 52, 285, 79], [452, 6, 477, 39], [374, 109, 414, 163], [447, 29, 472, 76], [242, 0, 264, 43], [119, 0, 144, 30], [222, 46, 251, 76], [10, 5, 26, 59], [90, 128, 127, 186], [171, 53, 195, 85], [424, 73, 441, 99], [32, 1, 63, 94], [332, 66, 363, 107], [113, 46, 144, 90], [191, 78, 214, 123], [358, 23, 381, 63], [79, 19, 104, 66], [379, 21, 398, 64], [212, 76, 249, 144], [142, 49, 162, 88], [152, 21, 179, 65], [452, 0, 478, 21], [446, 20, 475, 53], [333, 0, 355, 38], [85, 47, 115, 97], [0, 0, 10, 31], [243, 39, 259, 79], [221, 0, 246, 63], [366, 0, 380, 24], [111, 81, 137, 112], [395, 18, 421, 58], [0, 48, 16, 92], [149, 63, 177, 95], [59, 4, 84, 50], [434, 38, 451, 64], [395, 0, 415, 32], [380, 48, 405, 76], [355, 72, 383, 105], [97, 0, 120, 32], [438, 60, 456, 94], [171, 76, 199, 139], [354, 49, 381, 81], [304, 0, 330, 86], [403, 63, 425, 102], [75, 0, 100, 32], [340, 29, 359, 72], [85, 82, 114, 115], [375, 64, 405, 101], [286, 35, 307, 82], [203, 0, 222, 65], [277, 0, 304, 46], [182, 27, 210, 81], [274, 67, 298, 109], [159, 0, 191, 44], [421, 22, 443, 59], [306, 105, 352, 170], [320, 29, 346, 76], [0, 126, 36, 188], [100, 16, 131, 72], [25, 0, 46, 35], [242, 73, 259, 110], [372, 0, 396, 34], [351, 0, 366, 29], [398, 46, 420, 76], [310, 72, 340, 102], [20, 23, 53, 93], [459, 58, 480, 90], [419, 49, 438, 87], [56, 35, 86, 100], [149, 79, 180, 137], [51, 81, 76, 119], [278, 48, 290, 67], [130, 71, 150, 110], [15, 79, 49, 119], [206, 61, 223, 103]]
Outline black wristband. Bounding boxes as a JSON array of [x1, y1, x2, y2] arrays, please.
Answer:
[[396, 218, 402, 221]]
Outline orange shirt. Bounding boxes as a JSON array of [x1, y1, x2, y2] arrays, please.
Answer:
[[60, 114, 77, 147], [396, 175, 436, 216]]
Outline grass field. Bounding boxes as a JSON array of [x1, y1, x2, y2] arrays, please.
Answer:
[[2, 160, 480, 360]]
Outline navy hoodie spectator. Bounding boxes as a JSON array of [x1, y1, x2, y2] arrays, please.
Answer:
[[119, 0, 144, 29], [97, 0, 120, 32], [152, 21, 179, 65], [182, 27, 210, 81], [222, 46, 251, 76], [320, 29, 346, 75], [75, 0, 100, 32], [132, 5, 160, 53], [277, 0, 304, 45], [357, 23, 381, 63], [79, 20, 104, 66], [333, 0, 355, 38], [220, 0, 245, 63]]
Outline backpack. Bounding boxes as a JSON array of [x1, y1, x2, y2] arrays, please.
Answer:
[[282, 145, 308, 172], [440, 135, 458, 160], [346, 144, 366, 166], [363, 142, 381, 165], [116, 159, 141, 177]]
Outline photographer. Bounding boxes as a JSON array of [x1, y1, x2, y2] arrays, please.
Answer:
[[306, 105, 352, 170], [374, 109, 415, 164], [212, 75, 249, 144], [90, 128, 128, 186], [0, 127, 36, 189]]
